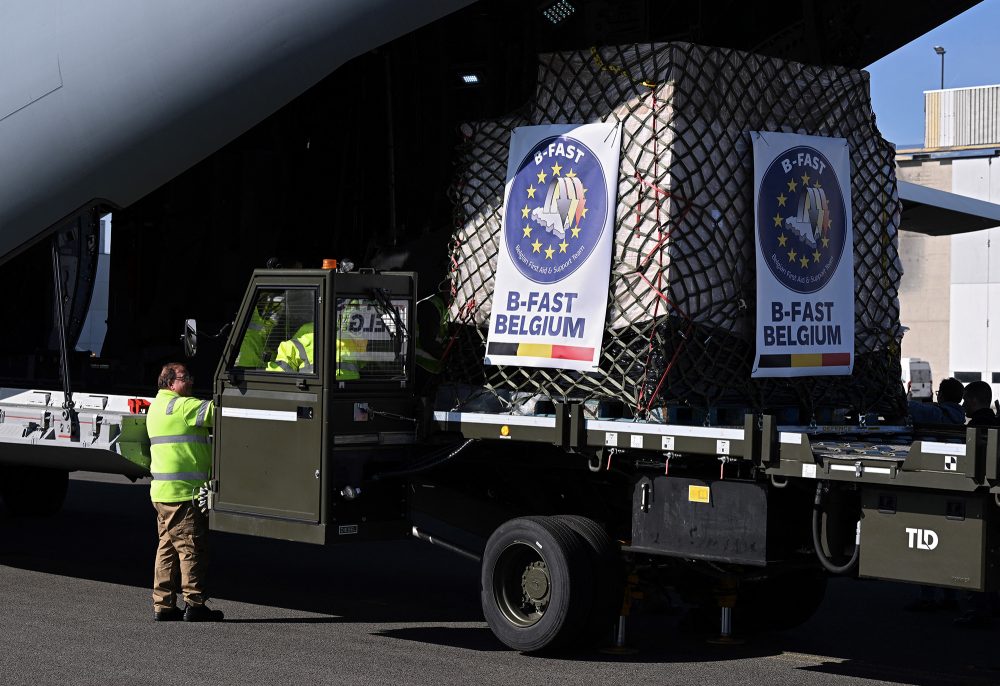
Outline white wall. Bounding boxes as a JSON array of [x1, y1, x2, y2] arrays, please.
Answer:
[[949, 157, 1000, 393]]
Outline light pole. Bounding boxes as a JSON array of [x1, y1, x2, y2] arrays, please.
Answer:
[[933, 46, 946, 89]]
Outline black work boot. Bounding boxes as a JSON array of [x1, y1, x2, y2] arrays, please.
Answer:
[[183, 603, 225, 622], [153, 606, 184, 622]]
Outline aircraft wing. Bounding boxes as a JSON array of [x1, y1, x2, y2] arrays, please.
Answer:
[[898, 180, 1000, 236]]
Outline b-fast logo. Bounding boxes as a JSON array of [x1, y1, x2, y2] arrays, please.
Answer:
[[905, 527, 939, 550]]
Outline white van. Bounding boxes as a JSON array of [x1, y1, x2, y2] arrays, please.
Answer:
[[901, 357, 933, 401]]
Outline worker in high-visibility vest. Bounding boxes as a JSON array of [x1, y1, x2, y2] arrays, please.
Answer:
[[336, 337, 361, 380], [235, 306, 276, 368], [147, 363, 224, 622], [267, 322, 315, 373], [266, 322, 360, 380], [336, 300, 367, 380]]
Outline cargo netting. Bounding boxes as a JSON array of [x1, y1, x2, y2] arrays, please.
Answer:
[[444, 42, 905, 421]]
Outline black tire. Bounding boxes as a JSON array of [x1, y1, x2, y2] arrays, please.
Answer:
[[552, 515, 624, 647], [0, 466, 69, 516], [481, 516, 594, 653]]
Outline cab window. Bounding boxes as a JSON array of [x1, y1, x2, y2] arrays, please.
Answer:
[[233, 287, 319, 374], [335, 297, 409, 382]]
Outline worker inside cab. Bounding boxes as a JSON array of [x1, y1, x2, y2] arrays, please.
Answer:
[[334, 298, 367, 381], [267, 322, 315, 374], [232, 288, 317, 373], [235, 297, 282, 368], [230, 285, 407, 383]]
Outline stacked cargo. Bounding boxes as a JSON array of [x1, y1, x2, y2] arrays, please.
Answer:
[[447, 42, 904, 420]]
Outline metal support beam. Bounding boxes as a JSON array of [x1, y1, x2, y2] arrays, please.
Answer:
[[50, 236, 75, 417]]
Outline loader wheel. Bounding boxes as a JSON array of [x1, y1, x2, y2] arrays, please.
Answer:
[[481, 516, 594, 653], [0, 466, 69, 516], [552, 515, 624, 646]]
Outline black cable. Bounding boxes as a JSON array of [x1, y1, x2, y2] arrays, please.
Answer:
[[811, 482, 859, 575], [372, 439, 476, 480], [368, 408, 416, 424], [372, 287, 408, 338]]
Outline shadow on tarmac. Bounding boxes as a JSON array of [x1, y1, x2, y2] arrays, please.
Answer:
[[0, 477, 482, 624], [3, 476, 1000, 684]]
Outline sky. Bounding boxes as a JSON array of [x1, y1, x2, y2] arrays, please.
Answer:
[[865, 0, 1000, 148]]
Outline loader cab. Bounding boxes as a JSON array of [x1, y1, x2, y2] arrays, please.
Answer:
[[209, 268, 417, 544]]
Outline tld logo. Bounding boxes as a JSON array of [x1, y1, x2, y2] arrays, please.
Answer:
[[905, 527, 939, 550]]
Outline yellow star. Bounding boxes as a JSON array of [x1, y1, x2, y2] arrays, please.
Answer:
[[521, 204, 530, 219], [531, 239, 542, 253], [812, 249, 821, 263], [787, 249, 797, 263], [787, 179, 798, 193], [571, 226, 581, 238], [772, 212, 783, 227], [777, 233, 788, 247], [559, 240, 569, 253], [801, 172, 810, 186], [522, 225, 532, 238], [526, 185, 537, 199], [799, 255, 810, 269], [813, 180, 822, 189], [565, 169, 577, 178], [551, 162, 562, 176], [821, 237, 830, 248], [537, 170, 547, 184], [580, 207, 589, 218], [777, 193, 787, 207], [544, 245, 555, 259]]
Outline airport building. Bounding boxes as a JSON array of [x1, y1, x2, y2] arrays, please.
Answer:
[[896, 84, 1000, 391]]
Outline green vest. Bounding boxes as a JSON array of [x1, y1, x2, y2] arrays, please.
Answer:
[[236, 308, 275, 368], [147, 389, 214, 503], [267, 323, 315, 373], [264, 322, 360, 380], [336, 337, 360, 380]]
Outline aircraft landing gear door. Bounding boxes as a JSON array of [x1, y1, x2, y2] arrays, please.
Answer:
[[211, 274, 327, 544]]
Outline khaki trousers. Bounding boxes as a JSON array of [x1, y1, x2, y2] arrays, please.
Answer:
[[152, 500, 209, 611]]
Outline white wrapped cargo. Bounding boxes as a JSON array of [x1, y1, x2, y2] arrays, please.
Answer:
[[447, 42, 904, 414]]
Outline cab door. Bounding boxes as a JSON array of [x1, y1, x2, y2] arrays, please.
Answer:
[[210, 271, 328, 544]]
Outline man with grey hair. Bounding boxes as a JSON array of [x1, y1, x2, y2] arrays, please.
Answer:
[[146, 363, 224, 622]]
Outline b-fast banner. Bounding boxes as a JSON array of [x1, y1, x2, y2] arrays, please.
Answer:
[[752, 131, 854, 378], [485, 122, 621, 370]]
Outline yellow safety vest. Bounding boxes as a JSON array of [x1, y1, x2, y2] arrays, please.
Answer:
[[336, 338, 360, 380], [267, 323, 315, 373], [265, 322, 360, 380], [146, 389, 214, 503], [236, 308, 275, 368]]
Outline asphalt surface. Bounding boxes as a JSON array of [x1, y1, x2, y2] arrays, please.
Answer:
[[1, 474, 999, 686]]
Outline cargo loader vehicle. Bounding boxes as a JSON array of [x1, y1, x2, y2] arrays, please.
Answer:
[[2, 265, 999, 652], [3, 0, 1000, 656]]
